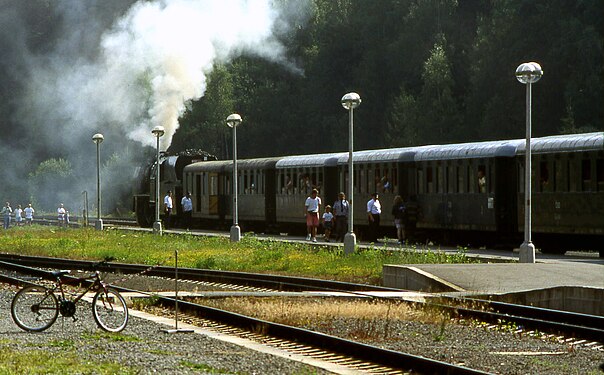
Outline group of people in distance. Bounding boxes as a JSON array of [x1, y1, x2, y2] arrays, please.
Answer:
[[304, 189, 408, 244], [162, 190, 193, 230], [1, 202, 35, 229]]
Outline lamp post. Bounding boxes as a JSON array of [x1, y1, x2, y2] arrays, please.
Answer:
[[516, 62, 543, 263], [341, 92, 361, 254], [226, 114, 243, 242], [92, 133, 104, 230], [152, 126, 165, 235]]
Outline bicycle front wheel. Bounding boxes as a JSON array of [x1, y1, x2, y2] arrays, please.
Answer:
[[92, 288, 129, 332], [11, 286, 59, 332]]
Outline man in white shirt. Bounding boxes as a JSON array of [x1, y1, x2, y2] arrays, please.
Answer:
[[366, 192, 381, 243], [332, 192, 349, 242], [24, 203, 35, 225], [163, 190, 173, 229], [57, 203, 66, 227], [304, 189, 321, 242], [181, 191, 193, 229]]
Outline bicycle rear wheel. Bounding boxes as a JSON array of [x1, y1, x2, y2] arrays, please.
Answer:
[[11, 286, 59, 332], [92, 287, 129, 332]]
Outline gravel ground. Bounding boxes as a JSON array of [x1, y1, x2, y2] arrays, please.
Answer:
[[0, 287, 329, 375], [306, 317, 604, 375], [3, 275, 603, 375]]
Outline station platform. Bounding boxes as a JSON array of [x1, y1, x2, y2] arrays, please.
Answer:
[[383, 262, 604, 315]]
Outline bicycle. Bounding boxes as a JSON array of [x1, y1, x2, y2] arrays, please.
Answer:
[[11, 261, 129, 333]]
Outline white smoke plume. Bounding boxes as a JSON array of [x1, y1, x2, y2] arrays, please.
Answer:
[[28, 0, 291, 150], [0, 0, 308, 213]]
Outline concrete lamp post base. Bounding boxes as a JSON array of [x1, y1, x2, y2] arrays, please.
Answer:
[[519, 241, 536, 263], [153, 221, 163, 236], [344, 232, 356, 255], [230, 225, 241, 242], [95, 219, 103, 231]]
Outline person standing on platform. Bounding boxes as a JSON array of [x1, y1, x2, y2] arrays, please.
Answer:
[[24, 203, 34, 225], [57, 203, 66, 227], [391, 195, 406, 245], [322, 205, 333, 242], [181, 191, 193, 229], [332, 192, 350, 242], [366, 193, 381, 243], [14, 205, 23, 226], [1, 202, 12, 229], [304, 188, 321, 243], [163, 190, 173, 229]]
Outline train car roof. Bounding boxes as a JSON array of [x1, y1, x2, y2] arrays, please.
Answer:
[[184, 157, 282, 173], [184, 160, 231, 173], [413, 140, 522, 161], [276, 152, 345, 168], [337, 147, 420, 163], [517, 132, 603, 154]]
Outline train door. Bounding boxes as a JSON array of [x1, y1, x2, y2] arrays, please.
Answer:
[[265, 169, 277, 228], [323, 166, 338, 208]]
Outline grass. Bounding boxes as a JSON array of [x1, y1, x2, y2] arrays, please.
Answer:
[[192, 296, 449, 341], [0, 226, 476, 285], [0, 346, 136, 374]]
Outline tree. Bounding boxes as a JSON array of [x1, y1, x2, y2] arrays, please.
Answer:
[[28, 158, 75, 212]]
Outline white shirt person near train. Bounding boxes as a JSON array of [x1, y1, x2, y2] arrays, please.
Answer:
[[24, 203, 35, 225], [304, 188, 321, 243]]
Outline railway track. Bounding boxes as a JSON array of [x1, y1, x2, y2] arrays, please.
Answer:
[[1, 254, 602, 346], [0, 256, 491, 374]]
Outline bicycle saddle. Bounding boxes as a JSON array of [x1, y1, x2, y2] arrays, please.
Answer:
[[51, 270, 71, 277]]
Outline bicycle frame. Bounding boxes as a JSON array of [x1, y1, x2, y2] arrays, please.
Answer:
[[52, 270, 107, 307]]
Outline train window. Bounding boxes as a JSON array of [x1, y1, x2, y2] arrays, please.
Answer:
[[477, 165, 486, 193], [457, 166, 464, 193], [489, 165, 495, 193], [597, 159, 604, 192], [427, 166, 434, 193], [436, 165, 444, 193], [448, 165, 456, 193], [358, 168, 363, 194], [467, 165, 475, 193], [582, 159, 592, 191], [285, 174, 293, 194], [417, 168, 424, 193], [539, 161, 551, 192], [209, 175, 218, 195], [553, 160, 568, 192], [391, 167, 398, 192]]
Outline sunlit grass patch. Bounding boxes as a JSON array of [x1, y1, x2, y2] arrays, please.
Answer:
[[0, 227, 477, 285], [0, 346, 137, 374]]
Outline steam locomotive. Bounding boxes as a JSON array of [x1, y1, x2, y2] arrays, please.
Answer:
[[133, 132, 604, 256]]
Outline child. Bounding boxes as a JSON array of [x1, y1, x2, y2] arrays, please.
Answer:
[[322, 205, 334, 242]]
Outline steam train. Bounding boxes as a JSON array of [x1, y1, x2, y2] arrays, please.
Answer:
[[133, 132, 604, 255]]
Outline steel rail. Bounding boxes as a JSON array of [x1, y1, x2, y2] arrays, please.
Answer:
[[0, 254, 401, 292]]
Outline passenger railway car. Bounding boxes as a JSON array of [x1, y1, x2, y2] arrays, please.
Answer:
[[135, 132, 603, 255]]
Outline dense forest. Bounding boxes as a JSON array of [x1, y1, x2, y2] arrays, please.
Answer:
[[171, 0, 603, 160], [0, 0, 601, 213]]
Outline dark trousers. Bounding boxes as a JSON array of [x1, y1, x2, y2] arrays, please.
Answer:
[[368, 213, 380, 242], [183, 210, 192, 229], [335, 216, 348, 241], [163, 208, 172, 228]]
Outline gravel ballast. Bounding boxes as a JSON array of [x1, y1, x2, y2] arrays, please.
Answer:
[[2, 283, 603, 375], [0, 288, 329, 374]]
